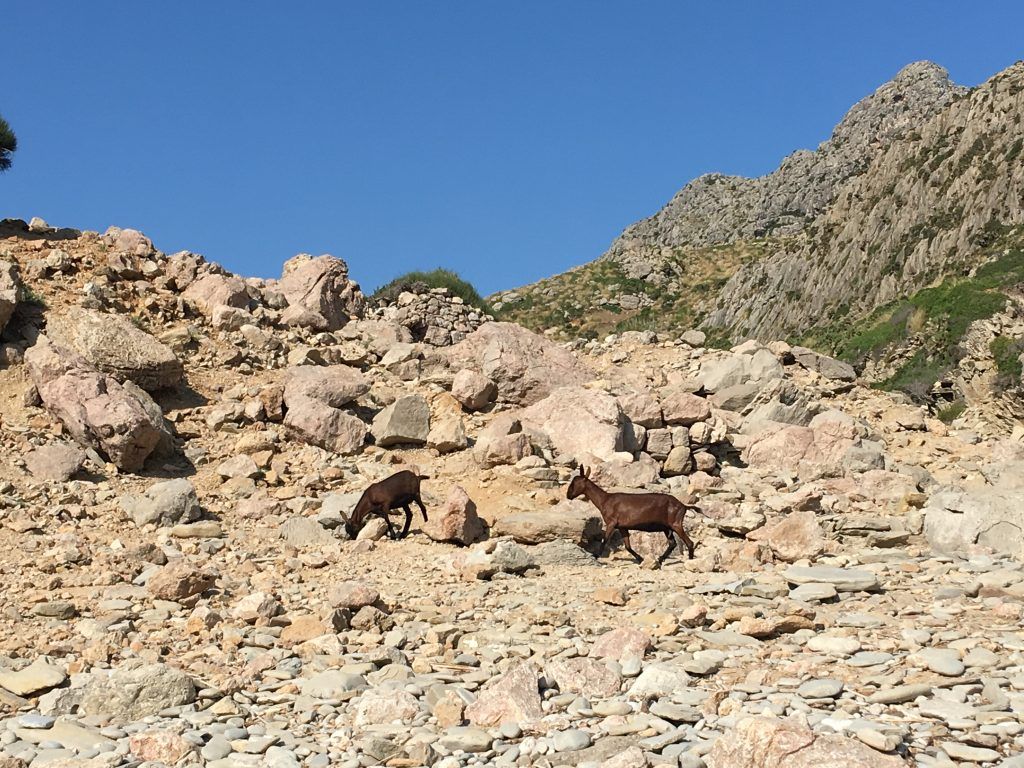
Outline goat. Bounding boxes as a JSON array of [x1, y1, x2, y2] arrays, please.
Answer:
[[566, 465, 698, 564], [344, 470, 429, 540]]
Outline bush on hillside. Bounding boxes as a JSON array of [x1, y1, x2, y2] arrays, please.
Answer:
[[372, 268, 491, 312]]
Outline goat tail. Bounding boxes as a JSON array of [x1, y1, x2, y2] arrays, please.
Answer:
[[680, 503, 714, 522], [417, 474, 431, 480]]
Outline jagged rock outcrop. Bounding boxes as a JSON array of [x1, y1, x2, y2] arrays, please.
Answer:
[[0, 260, 23, 335], [24, 336, 168, 471], [278, 254, 365, 331], [45, 307, 184, 391]]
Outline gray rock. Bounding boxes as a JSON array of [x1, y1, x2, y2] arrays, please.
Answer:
[[437, 727, 493, 753], [914, 647, 965, 677], [551, 729, 592, 753], [77, 664, 196, 720], [371, 395, 431, 446], [279, 517, 334, 548], [783, 566, 879, 592], [797, 678, 844, 698], [23, 443, 86, 482], [0, 260, 23, 334], [120, 478, 202, 527]]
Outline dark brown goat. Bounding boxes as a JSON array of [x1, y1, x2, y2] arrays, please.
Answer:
[[567, 465, 697, 564], [344, 470, 429, 540]]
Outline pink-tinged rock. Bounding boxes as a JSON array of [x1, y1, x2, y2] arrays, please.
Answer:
[[284, 365, 369, 408], [106, 226, 155, 257], [452, 369, 498, 411], [328, 581, 380, 610], [147, 560, 216, 602], [24, 336, 165, 471], [129, 730, 196, 764], [520, 386, 627, 463], [423, 486, 487, 545], [752, 510, 826, 563], [445, 322, 594, 406], [353, 688, 421, 726], [183, 273, 249, 315], [589, 627, 652, 663], [232, 592, 282, 623], [278, 254, 365, 331], [546, 657, 621, 698], [661, 390, 712, 426], [587, 453, 662, 487], [474, 432, 532, 468], [704, 716, 910, 768], [491, 500, 602, 545], [283, 394, 367, 454], [24, 443, 86, 482], [617, 391, 664, 428], [465, 661, 543, 726], [600, 746, 649, 768]]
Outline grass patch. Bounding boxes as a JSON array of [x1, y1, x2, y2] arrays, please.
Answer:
[[936, 399, 966, 423], [21, 286, 47, 308], [372, 268, 492, 312], [990, 335, 1024, 388]]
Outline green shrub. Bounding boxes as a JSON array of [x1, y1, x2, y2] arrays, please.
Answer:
[[0, 114, 15, 172], [936, 399, 966, 423], [372, 268, 491, 312], [990, 335, 1024, 387]]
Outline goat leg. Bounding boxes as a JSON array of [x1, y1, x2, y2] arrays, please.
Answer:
[[672, 519, 696, 559], [659, 530, 676, 564], [400, 505, 413, 539], [598, 522, 616, 559], [415, 495, 428, 522], [620, 531, 643, 564], [381, 510, 398, 540]]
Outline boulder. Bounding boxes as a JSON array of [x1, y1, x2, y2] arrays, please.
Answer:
[[491, 500, 602, 545], [473, 415, 532, 467], [0, 260, 23, 334], [278, 254, 364, 331], [372, 394, 431, 446], [427, 393, 468, 454], [423, 486, 487, 545], [699, 348, 783, 392], [25, 336, 166, 471], [45, 307, 183, 391], [465, 661, 543, 727], [24, 443, 86, 482], [445, 322, 594, 406], [753, 510, 826, 563], [451, 369, 498, 411], [520, 386, 627, 463], [589, 627, 652, 663], [790, 346, 857, 382], [743, 410, 880, 480], [545, 658, 621, 699], [661, 390, 712, 426], [78, 664, 196, 721], [182, 273, 249, 316], [146, 560, 216, 602], [587, 453, 661, 487], [283, 395, 367, 454], [283, 365, 369, 408], [120, 479, 201, 527], [925, 483, 1024, 559], [705, 716, 909, 768], [616, 391, 664, 428], [353, 689, 420, 727], [0, 658, 67, 697]]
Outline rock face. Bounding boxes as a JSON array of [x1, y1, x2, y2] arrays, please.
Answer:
[[45, 307, 184, 391], [284, 365, 369, 408], [705, 716, 910, 768], [278, 254, 364, 331], [924, 455, 1024, 557], [24, 336, 166, 471], [520, 386, 628, 462], [451, 369, 498, 411], [0, 259, 23, 334], [445, 322, 594, 405]]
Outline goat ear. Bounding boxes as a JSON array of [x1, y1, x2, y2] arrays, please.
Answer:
[[584, 465, 591, 478]]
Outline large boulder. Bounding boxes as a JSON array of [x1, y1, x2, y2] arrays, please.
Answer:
[[182, 273, 249, 316], [445, 322, 594, 405], [491, 500, 602, 545], [705, 716, 909, 768], [0, 260, 23, 334], [278, 254, 364, 331], [372, 395, 431, 447], [423, 486, 487, 545], [465, 661, 543, 727], [25, 336, 166, 471], [925, 468, 1024, 559], [284, 365, 369, 408], [120, 479, 202, 527], [24, 443, 86, 482], [520, 386, 628, 463], [284, 395, 367, 454], [698, 347, 784, 393], [451, 369, 498, 411], [789, 346, 856, 382], [77, 664, 196, 721], [46, 307, 183, 391]]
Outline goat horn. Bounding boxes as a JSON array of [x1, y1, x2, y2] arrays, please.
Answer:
[[584, 465, 591, 478]]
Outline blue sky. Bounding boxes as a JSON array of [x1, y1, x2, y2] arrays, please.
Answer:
[[3, 3, 1022, 295]]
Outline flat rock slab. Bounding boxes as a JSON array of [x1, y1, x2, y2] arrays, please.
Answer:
[[783, 566, 880, 592], [14, 720, 114, 751], [0, 658, 67, 696], [868, 683, 934, 705]]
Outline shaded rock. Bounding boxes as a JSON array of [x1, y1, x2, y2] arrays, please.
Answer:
[[25, 336, 165, 471], [0, 260, 24, 334], [445, 322, 594, 405], [0, 659, 67, 697], [278, 254, 365, 331], [120, 479, 201, 527], [45, 307, 183, 391], [465, 660, 543, 726], [492, 501, 602, 545], [422, 486, 487, 545], [790, 346, 856, 381], [372, 394, 430, 446], [24, 443, 86, 482]]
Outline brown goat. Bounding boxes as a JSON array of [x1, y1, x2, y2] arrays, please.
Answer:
[[567, 465, 697, 564], [344, 470, 429, 540]]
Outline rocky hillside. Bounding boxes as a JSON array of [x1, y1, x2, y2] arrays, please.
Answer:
[[493, 60, 1024, 402], [0, 218, 1023, 766]]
